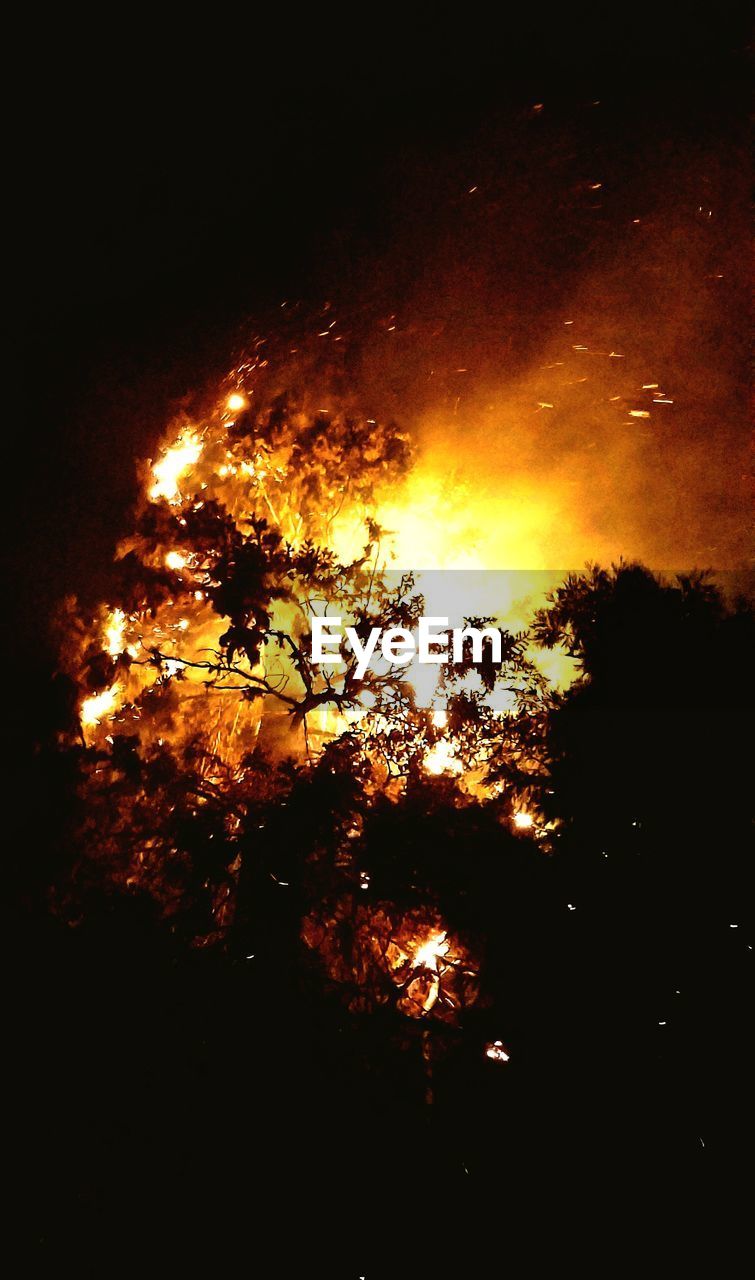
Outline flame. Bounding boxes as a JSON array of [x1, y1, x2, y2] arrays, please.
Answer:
[[103, 607, 140, 661], [423, 737, 462, 777], [72, 373, 579, 773], [412, 931, 450, 972], [303, 906, 478, 1021], [58, 132, 748, 1007], [149, 432, 203, 503], [81, 685, 120, 727], [104, 608, 127, 657]]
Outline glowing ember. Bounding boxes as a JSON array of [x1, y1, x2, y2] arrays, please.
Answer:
[[513, 812, 534, 830], [226, 392, 247, 413], [485, 1040, 510, 1063], [165, 551, 187, 570]]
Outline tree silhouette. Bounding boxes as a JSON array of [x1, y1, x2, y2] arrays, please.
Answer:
[[532, 563, 753, 863]]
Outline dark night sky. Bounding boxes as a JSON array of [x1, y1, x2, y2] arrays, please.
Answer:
[[10, 13, 752, 664]]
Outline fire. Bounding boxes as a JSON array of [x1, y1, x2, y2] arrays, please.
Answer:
[[71, 368, 575, 788], [397, 926, 468, 1016], [149, 432, 203, 503], [104, 608, 127, 657], [63, 343, 597, 986], [412, 931, 450, 972], [103, 607, 139, 660], [81, 685, 120, 727], [423, 737, 462, 777], [302, 902, 478, 1022], [424, 705, 460, 776]]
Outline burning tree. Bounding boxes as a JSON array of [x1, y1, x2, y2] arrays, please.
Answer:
[[51, 336, 752, 1052], [54, 356, 556, 1027]]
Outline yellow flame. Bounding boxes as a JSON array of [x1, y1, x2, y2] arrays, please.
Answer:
[[424, 736, 462, 776], [165, 551, 187, 570], [81, 685, 120, 727], [149, 433, 203, 504], [413, 932, 450, 971], [104, 608, 126, 657]]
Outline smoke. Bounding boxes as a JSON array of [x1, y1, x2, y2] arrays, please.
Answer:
[[307, 97, 750, 579]]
